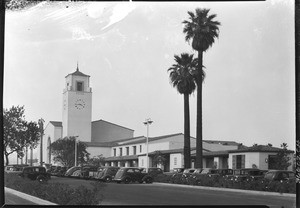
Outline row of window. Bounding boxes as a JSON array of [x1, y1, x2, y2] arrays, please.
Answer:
[[113, 145, 143, 156]]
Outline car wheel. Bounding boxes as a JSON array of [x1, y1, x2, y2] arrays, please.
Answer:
[[105, 176, 112, 182], [124, 177, 131, 184], [37, 175, 46, 183], [145, 177, 153, 184]]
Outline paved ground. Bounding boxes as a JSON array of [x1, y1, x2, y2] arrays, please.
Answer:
[[5, 176, 297, 207], [100, 182, 296, 207]]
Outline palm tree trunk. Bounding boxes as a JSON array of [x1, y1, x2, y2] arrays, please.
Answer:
[[195, 51, 203, 168], [184, 93, 191, 168]]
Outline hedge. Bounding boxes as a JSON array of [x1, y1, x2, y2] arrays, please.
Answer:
[[4, 173, 106, 205], [153, 173, 296, 194]]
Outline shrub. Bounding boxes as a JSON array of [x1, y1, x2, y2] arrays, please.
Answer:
[[153, 173, 172, 183], [5, 173, 105, 205], [158, 172, 296, 194]]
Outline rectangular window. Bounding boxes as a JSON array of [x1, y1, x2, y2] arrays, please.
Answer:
[[133, 146, 136, 155], [76, 81, 83, 91], [119, 148, 123, 156], [126, 147, 129, 155], [113, 148, 116, 156], [140, 145, 142, 153], [174, 157, 177, 165]]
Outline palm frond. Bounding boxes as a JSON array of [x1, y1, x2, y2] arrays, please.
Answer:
[[183, 8, 220, 52]]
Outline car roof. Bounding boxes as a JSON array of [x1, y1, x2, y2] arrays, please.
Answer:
[[23, 166, 45, 169], [266, 170, 294, 173]]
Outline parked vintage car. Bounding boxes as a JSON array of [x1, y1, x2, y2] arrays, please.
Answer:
[[113, 167, 153, 184], [50, 166, 62, 176], [19, 166, 51, 182], [80, 166, 100, 179], [95, 166, 120, 182], [5, 164, 28, 174], [172, 168, 185, 173], [264, 170, 295, 182], [189, 168, 218, 185], [262, 170, 295, 191], [65, 166, 81, 177], [207, 168, 233, 179], [231, 168, 265, 182], [169, 168, 196, 183], [140, 167, 164, 178], [56, 166, 68, 177]]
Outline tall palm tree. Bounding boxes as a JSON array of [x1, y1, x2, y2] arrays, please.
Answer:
[[168, 53, 197, 168], [183, 8, 220, 168]]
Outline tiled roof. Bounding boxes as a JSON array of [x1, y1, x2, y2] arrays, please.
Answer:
[[228, 145, 294, 153], [65, 67, 90, 78], [86, 136, 146, 147], [120, 133, 184, 146], [49, 121, 62, 127], [203, 140, 240, 146]]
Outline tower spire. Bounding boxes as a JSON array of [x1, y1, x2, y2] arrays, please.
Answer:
[[76, 61, 79, 71]]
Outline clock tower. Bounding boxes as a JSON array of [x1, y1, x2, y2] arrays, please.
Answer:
[[62, 64, 92, 142]]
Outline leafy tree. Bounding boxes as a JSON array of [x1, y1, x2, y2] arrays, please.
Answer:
[[24, 121, 40, 165], [50, 137, 90, 167], [152, 151, 166, 167], [87, 155, 105, 167], [272, 143, 292, 170], [183, 8, 220, 168], [168, 53, 198, 168], [3, 106, 40, 165]]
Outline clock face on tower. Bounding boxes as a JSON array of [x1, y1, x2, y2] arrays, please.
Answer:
[[75, 99, 86, 110]]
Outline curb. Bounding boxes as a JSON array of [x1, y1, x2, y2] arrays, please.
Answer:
[[5, 187, 57, 205], [153, 182, 296, 197]]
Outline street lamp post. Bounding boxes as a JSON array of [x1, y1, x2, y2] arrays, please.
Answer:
[[74, 136, 79, 166], [143, 118, 153, 173], [38, 118, 45, 166]]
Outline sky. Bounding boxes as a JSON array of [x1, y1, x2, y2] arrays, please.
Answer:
[[4, 0, 295, 150]]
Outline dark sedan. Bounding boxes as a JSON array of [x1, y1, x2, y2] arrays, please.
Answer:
[[231, 168, 265, 182], [113, 167, 153, 184], [95, 166, 119, 182], [19, 166, 51, 182]]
